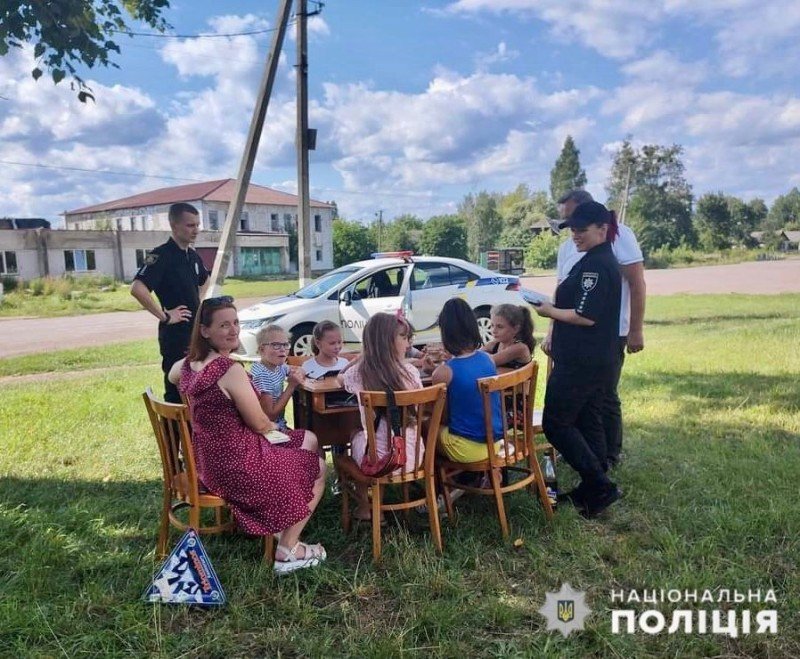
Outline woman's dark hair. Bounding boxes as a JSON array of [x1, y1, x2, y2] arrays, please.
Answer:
[[438, 298, 483, 356], [491, 303, 535, 353], [311, 320, 341, 355], [186, 296, 237, 362]]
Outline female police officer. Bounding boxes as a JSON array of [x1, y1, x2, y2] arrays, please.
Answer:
[[534, 200, 622, 517]]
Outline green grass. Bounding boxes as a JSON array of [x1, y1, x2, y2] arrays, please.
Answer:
[[1, 294, 799, 656], [0, 278, 298, 318]]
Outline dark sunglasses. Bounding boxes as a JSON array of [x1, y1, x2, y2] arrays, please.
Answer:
[[203, 295, 234, 307]]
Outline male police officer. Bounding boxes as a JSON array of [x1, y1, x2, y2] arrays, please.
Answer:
[[543, 189, 646, 467], [130, 203, 209, 403]]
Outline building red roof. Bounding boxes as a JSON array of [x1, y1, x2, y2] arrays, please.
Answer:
[[65, 179, 334, 215]]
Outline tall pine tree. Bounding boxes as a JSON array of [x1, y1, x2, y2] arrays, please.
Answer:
[[549, 136, 587, 203]]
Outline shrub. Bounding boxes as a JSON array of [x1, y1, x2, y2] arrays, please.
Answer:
[[1, 276, 19, 293], [525, 231, 561, 269]]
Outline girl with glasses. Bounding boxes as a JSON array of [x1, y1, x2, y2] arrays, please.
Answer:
[[252, 325, 308, 433]]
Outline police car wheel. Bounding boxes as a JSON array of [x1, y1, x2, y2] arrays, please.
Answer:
[[290, 325, 315, 357], [474, 309, 493, 345]]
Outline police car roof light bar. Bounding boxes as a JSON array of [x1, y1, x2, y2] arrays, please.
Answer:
[[371, 250, 415, 262]]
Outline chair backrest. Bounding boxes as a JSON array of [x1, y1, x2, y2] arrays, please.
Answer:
[[360, 383, 447, 482], [477, 361, 538, 463], [286, 355, 312, 367], [143, 388, 201, 504]]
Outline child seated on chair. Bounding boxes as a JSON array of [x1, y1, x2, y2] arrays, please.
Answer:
[[337, 312, 423, 521], [483, 303, 535, 369], [251, 325, 307, 432], [432, 297, 505, 464], [302, 321, 350, 379]]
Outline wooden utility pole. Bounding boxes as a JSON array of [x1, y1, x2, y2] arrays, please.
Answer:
[[375, 209, 383, 250], [296, 0, 312, 286], [205, 0, 294, 297]]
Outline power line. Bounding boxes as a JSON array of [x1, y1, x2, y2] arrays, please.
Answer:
[[108, 24, 290, 39], [0, 159, 202, 182]]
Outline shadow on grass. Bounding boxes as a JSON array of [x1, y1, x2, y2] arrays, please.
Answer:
[[645, 312, 791, 327], [623, 369, 800, 416]]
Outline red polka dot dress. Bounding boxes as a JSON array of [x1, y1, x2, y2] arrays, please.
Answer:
[[179, 356, 320, 536]]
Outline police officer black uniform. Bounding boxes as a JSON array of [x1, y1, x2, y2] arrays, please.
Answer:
[[134, 227, 209, 403], [536, 200, 622, 517]]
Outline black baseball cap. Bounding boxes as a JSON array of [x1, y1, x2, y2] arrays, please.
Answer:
[[558, 200, 611, 230]]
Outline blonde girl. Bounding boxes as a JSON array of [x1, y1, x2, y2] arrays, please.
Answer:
[[302, 320, 350, 379]]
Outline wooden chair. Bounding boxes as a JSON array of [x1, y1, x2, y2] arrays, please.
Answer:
[[143, 388, 275, 564], [333, 384, 447, 562], [437, 362, 554, 540]]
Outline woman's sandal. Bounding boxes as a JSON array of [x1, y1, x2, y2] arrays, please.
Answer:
[[273, 542, 327, 574]]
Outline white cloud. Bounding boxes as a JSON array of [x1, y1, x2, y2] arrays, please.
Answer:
[[444, 0, 662, 59], [474, 42, 520, 71]]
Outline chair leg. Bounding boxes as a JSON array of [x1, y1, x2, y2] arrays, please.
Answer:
[[439, 467, 456, 522], [371, 483, 382, 563], [157, 487, 171, 558], [489, 465, 510, 539], [426, 474, 443, 554], [215, 506, 223, 526], [263, 534, 275, 566]]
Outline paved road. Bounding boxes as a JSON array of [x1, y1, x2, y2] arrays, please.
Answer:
[[1, 259, 798, 359]]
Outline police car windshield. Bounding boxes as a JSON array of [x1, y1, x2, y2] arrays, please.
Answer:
[[294, 266, 360, 299]]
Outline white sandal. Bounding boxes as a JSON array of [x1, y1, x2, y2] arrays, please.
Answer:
[[273, 542, 327, 574]]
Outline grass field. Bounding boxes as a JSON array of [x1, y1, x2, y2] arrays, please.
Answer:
[[0, 277, 297, 318], [1, 294, 799, 656]]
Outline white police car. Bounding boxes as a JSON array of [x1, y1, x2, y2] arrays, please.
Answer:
[[237, 252, 547, 358]]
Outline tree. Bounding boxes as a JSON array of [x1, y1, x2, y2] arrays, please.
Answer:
[[607, 141, 694, 253], [694, 193, 732, 250], [501, 190, 557, 229], [549, 136, 587, 203], [497, 183, 531, 220], [382, 214, 423, 253], [332, 219, 376, 267], [727, 196, 763, 247], [2, 1, 171, 101], [459, 191, 503, 261], [766, 187, 800, 230], [419, 215, 468, 260], [525, 231, 562, 269], [497, 225, 531, 249]]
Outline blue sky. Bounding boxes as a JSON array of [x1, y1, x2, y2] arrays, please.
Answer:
[[2, 0, 799, 226]]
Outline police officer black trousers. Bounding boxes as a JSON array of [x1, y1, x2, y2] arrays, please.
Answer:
[[602, 337, 628, 465], [159, 323, 192, 404], [542, 361, 616, 489]]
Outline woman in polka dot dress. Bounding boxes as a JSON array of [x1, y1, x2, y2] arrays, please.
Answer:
[[168, 296, 327, 574]]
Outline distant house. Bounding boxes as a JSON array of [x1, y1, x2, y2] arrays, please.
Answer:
[[750, 230, 798, 251], [0, 180, 337, 282]]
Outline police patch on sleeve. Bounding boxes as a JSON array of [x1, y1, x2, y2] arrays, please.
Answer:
[[144, 253, 159, 266], [581, 272, 598, 292]]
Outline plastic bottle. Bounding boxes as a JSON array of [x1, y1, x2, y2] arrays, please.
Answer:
[[542, 455, 558, 509]]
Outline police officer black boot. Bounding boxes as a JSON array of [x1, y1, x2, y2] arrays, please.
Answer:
[[580, 480, 622, 519], [557, 481, 589, 510]]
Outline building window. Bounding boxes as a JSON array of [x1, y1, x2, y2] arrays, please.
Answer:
[[315, 249, 322, 262], [284, 213, 293, 229], [64, 249, 96, 272], [208, 210, 219, 231], [1, 251, 18, 274], [135, 249, 148, 269], [129, 218, 136, 231], [270, 213, 281, 232], [240, 211, 250, 232], [314, 214, 322, 232]]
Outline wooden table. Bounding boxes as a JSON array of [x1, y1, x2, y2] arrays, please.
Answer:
[[293, 376, 361, 448]]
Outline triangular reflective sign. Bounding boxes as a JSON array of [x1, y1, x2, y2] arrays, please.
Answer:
[[142, 529, 226, 606]]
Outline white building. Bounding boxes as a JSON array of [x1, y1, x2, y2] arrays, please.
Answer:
[[57, 178, 336, 278]]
